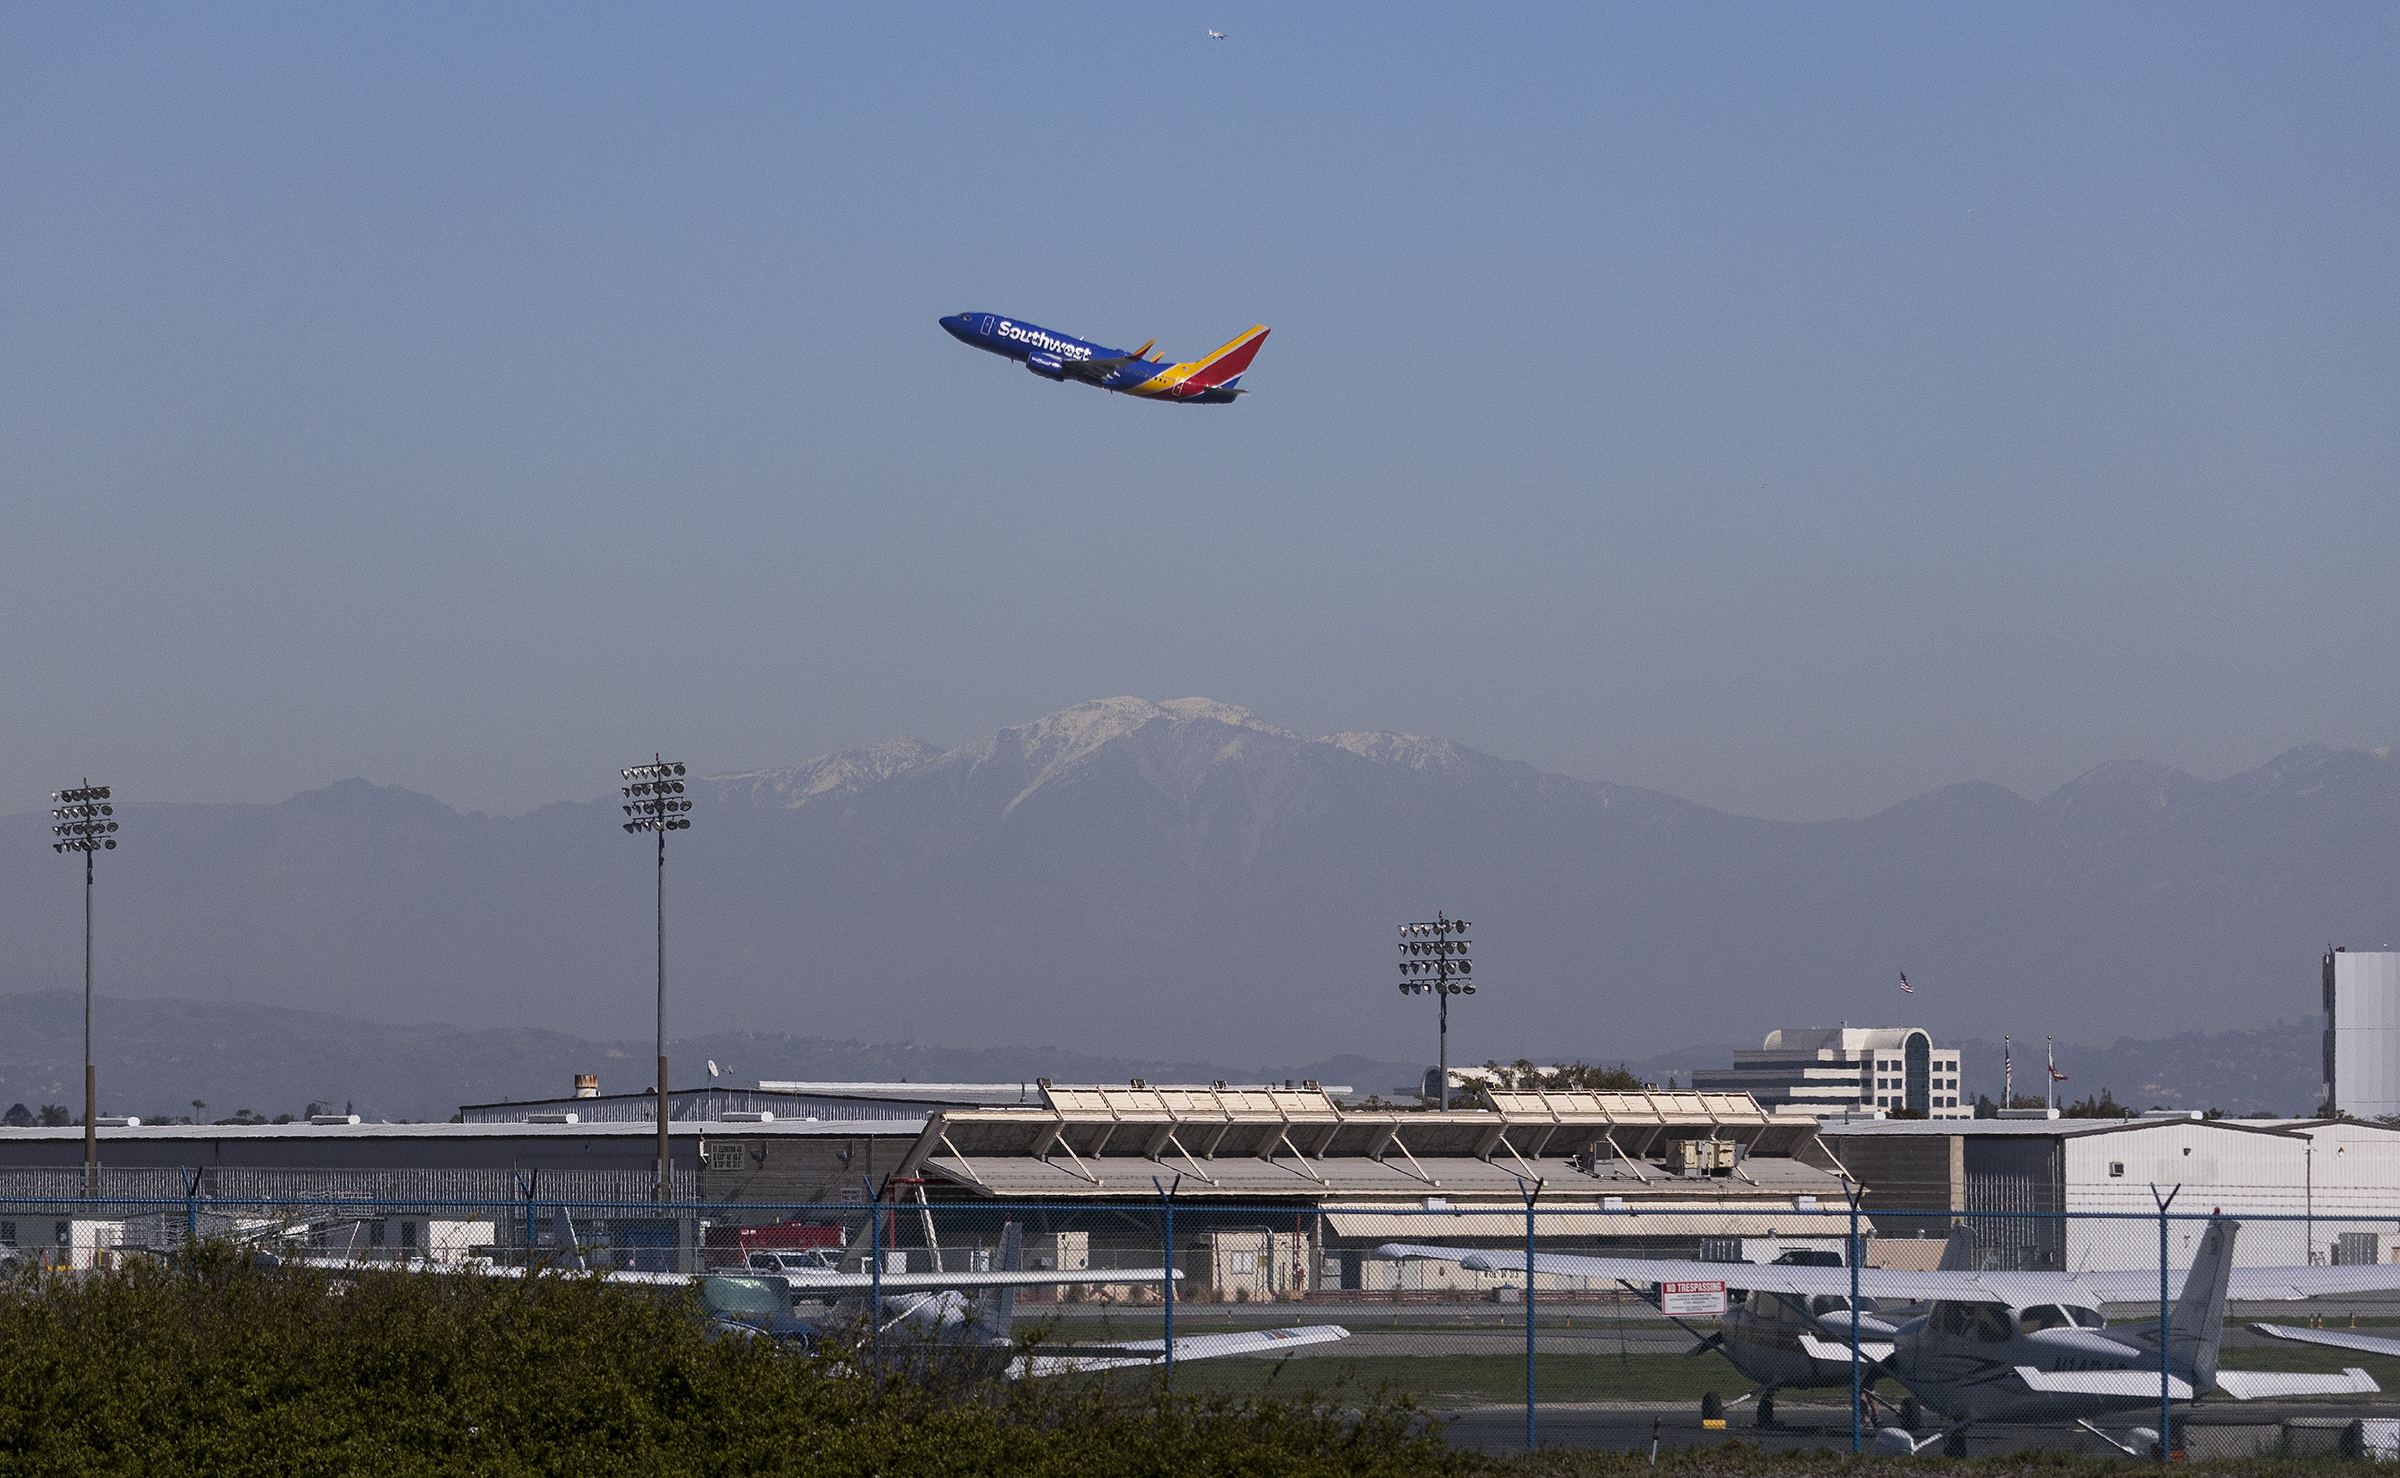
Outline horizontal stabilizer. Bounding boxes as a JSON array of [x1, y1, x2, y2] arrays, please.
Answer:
[[2215, 1367, 2380, 1400], [1799, 1334, 1895, 1361], [2251, 1323, 2400, 1360], [2014, 1366, 2194, 1399]]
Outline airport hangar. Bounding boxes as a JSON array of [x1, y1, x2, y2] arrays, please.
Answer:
[[18, 1081, 2396, 1289], [1, 1083, 1869, 1284], [870, 1082, 1876, 1294], [1824, 1113, 2400, 1274]]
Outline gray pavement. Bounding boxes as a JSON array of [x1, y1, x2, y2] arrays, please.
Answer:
[[1434, 1398, 2400, 1458]]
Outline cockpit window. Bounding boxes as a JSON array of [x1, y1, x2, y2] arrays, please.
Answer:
[[2018, 1304, 2073, 1334], [2071, 1306, 2106, 1329], [702, 1275, 791, 1317], [1937, 1300, 2015, 1343], [1810, 1295, 1851, 1316]]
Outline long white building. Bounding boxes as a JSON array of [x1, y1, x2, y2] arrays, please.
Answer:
[[1829, 1115, 2400, 1273], [1692, 1026, 1970, 1120]]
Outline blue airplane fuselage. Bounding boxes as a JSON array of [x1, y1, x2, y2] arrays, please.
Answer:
[[938, 313, 1256, 403]]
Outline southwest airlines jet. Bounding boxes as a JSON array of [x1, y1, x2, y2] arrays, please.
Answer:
[[939, 313, 1269, 403]]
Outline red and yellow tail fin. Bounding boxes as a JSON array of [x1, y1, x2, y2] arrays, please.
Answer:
[[1178, 326, 1270, 388]]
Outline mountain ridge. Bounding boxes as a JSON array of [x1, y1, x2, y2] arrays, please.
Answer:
[[0, 993, 2331, 1126], [1, 698, 2391, 1062]]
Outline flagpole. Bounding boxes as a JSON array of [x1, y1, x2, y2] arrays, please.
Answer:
[[2003, 1035, 2012, 1110], [2047, 1037, 2055, 1114]]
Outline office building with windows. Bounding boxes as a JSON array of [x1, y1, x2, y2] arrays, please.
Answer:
[[1691, 1026, 1969, 1120]]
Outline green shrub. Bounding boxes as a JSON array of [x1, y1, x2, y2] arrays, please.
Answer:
[[0, 1248, 1467, 1477]]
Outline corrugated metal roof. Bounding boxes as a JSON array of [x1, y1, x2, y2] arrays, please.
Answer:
[[1326, 1210, 1871, 1239], [893, 1085, 1849, 1204], [0, 1118, 924, 1144], [1824, 1118, 2300, 1140]]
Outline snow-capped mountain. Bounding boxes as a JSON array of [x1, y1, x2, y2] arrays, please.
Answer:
[[0, 699, 2393, 1068]]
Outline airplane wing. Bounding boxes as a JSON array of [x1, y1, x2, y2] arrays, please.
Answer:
[[2252, 1323, 2400, 1359], [793, 1267, 1179, 1294], [1060, 350, 1143, 384], [294, 1257, 1175, 1297], [1374, 1245, 2400, 1307], [2215, 1366, 2381, 1399], [1014, 1323, 1349, 1377]]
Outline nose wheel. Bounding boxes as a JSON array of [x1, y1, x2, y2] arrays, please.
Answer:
[[1755, 1391, 1777, 1429]]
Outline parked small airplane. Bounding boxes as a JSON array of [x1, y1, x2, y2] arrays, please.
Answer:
[[939, 313, 1269, 403], [692, 1221, 1350, 1376], [1665, 1243, 1979, 1430], [305, 1215, 1345, 1377], [1380, 1217, 2395, 1456]]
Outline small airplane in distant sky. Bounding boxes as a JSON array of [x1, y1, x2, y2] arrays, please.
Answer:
[[1208, 31, 1227, 40], [940, 314, 1270, 404]]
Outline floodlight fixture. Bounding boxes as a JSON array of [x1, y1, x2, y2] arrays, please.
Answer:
[[50, 778, 120, 1193], [1392, 912, 1475, 1109], [621, 754, 693, 1201]]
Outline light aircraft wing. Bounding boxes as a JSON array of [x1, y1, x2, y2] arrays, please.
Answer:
[[2251, 1323, 2400, 1359], [1015, 1323, 1349, 1376], [793, 1267, 1178, 1294], [2215, 1366, 2382, 1399], [1374, 1244, 2400, 1306], [295, 1257, 1173, 1296]]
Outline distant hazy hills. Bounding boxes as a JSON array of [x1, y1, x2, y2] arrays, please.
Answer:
[[0, 993, 2330, 1125], [0, 992, 1426, 1124], [2, 697, 2393, 1070]]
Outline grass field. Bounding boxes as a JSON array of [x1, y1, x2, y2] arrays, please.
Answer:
[[1110, 1351, 1828, 1405]]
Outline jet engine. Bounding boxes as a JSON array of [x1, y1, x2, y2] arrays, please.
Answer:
[[1025, 352, 1068, 380]]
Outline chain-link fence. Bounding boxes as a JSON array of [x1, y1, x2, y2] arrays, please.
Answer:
[[9, 1191, 2400, 1459]]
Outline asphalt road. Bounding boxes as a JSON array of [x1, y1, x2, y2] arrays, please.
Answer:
[[1432, 1398, 2400, 1459]]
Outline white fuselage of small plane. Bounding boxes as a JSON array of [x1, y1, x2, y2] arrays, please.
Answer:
[[1888, 1297, 2173, 1422], [1719, 1291, 1901, 1392]]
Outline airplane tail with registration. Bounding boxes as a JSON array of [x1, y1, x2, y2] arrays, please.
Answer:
[[2168, 1216, 2238, 1392]]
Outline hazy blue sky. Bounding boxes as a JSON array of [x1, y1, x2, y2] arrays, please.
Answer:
[[7, 4, 2395, 823]]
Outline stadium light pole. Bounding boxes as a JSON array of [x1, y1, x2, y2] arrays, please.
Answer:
[[621, 756, 692, 1201], [51, 780, 119, 1195], [1395, 913, 1473, 1109]]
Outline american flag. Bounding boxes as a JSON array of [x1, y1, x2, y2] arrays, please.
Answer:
[[2004, 1036, 2012, 1102], [1899, 971, 1913, 994]]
